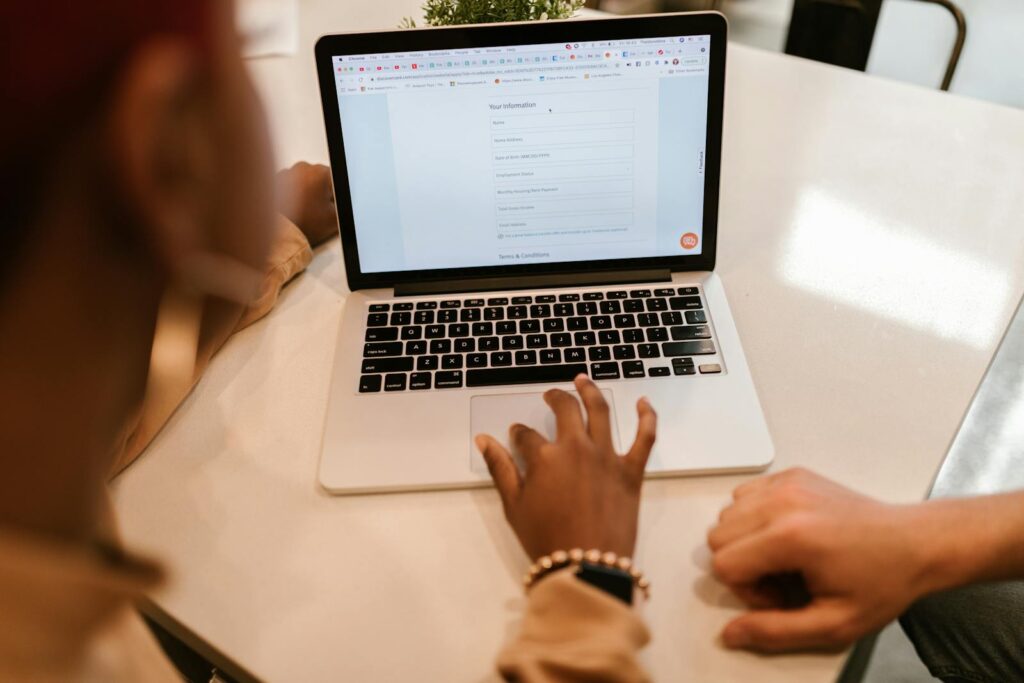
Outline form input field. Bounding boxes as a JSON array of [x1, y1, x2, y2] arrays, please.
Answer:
[[495, 194, 632, 216], [497, 212, 634, 234], [495, 162, 633, 182], [492, 127, 634, 147], [490, 109, 634, 130], [493, 144, 634, 166], [495, 178, 628, 200]]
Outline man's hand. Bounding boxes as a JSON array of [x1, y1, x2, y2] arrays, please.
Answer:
[[275, 162, 338, 246], [476, 375, 657, 560], [708, 468, 939, 652]]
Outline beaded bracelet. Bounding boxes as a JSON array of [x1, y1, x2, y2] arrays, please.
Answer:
[[523, 548, 651, 600]]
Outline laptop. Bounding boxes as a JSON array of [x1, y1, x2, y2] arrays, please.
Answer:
[[314, 12, 772, 494]]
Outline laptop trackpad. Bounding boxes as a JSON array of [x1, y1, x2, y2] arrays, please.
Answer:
[[469, 390, 620, 475]]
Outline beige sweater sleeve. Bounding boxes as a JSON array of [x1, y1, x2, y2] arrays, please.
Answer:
[[497, 569, 651, 683], [107, 217, 313, 477]]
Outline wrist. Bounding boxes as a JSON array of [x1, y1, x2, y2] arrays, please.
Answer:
[[908, 498, 993, 596]]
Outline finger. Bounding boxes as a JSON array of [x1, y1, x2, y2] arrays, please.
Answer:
[[624, 397, 657, 477], [509, 423, 548, 470], [543, 386, 586, 441], [727, 582, 786, 610], [711, 525, 804, 585], [707, 496, 775, 551], [721, 601, 854, 652], [475, 434, 521, 510], [574, 375, 613, 451], [731, 474, 775, 500]]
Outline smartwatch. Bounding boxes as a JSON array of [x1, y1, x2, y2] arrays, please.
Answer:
[[575, 561, 634, 605]]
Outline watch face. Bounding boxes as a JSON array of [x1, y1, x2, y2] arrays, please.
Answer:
[[576, 561, 634, 605]]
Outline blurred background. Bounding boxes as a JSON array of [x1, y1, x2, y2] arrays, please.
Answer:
[[585, 0, 1024, 108]]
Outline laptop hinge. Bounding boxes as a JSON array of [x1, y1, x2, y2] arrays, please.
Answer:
[[394, 269, 672, 297]]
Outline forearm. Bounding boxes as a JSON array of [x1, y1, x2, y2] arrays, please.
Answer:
[[914, 491, 1024, 595]]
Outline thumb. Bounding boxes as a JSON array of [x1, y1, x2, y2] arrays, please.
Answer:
[[722, 600, 855, 652], [476, 434, 521, 512]]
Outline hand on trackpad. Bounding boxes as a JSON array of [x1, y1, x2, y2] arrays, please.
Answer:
[[469, 390, 621, 474]]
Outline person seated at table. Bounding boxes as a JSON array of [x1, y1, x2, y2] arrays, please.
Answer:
[[0, 2, 658, 681]]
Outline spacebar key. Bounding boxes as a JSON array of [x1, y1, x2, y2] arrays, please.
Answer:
[[466, 364, 588, 387]]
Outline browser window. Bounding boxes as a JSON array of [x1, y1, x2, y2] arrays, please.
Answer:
[[331, 35, 711, 273]]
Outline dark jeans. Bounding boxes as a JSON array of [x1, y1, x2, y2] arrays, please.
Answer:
[[900, 581, 1024, 683]]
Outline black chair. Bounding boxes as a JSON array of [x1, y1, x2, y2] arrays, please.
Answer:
[[784, 0, 966, 90]]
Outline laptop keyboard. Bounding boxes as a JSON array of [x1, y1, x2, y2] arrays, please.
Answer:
[[358, 285, 723, 393]]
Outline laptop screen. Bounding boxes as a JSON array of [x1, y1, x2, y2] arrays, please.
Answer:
[[331, 35, 711, 274]]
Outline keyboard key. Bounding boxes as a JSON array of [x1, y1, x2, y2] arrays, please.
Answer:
[[390, 312, 411, 326], [669, 296, 702, 310], [564, 347, 586, 363], [367, 313, 388, 327], [623, 300, 645, 312], [663, 341, 716, 356], [410, 373, 432, 390], [606, 290, 628, 299], [405, 340, 427, 355], [654, 288, 676, 296], [417, 355, 439, 370], [424, 325, 444, 339], [359, 375, 382, 393], [526, 334, 547, 349], [543, 318, 565, 333], [648, 366, 671, 377], [535, 294, 556, 303], [550, 333, 572, 347], [393, 302, 413, 311], [554, 303, 574, 317], [508, 306, 528, 319], [364, 342, 402, 357], [479, 336, 500, 351], [583, 291, 604, 300], [429, 339, 451, 354], [414, 311, 434, 325], [646, 298, 668, 312], [401, 326, 422, 340], [638, 344, 660, 358], [416, 301, 437, 310], [576, 302, 597, 315], [646, 327, 668, 342], [365, 327, 399, 342], [437, 310, 458, 323], [464, 299, 484, 307], [484, 307, 504, 321], [674, 364, 696, 376], [491, 351, 513, 366], [515, 350, 538, 365], [623, 361, 645, 378], [637, 314, 659, 327], [590, 315, 612, 330], [466, 363, 588, 387], [496, 321, 517, 335], [699, 363, 723, 374], [519, 319, 540, 333], [661, 311, 683, 326], [685, 310, 708, 324], [588, 346, 611, 361], [599, 330, 621, 345], [613, 345, 636, 360], [512, 296, 533, 304], [670, 325, 711, 340], [384, 373, 407, 391], [600, 300, 622, 314], [442, 354, 464, 370], [531, 304, 552, 318], [448, 323, 469, 338], [502, 336, 525, 350], [460, 308, 482, 322], [629, 289, 652, 298], [574, 332, 596, 346], [672, 357, 695, 367], [613, 314, 636, 328], [467, 353, 488, 368], [567, 317, 588, 331], [472, 322, 493, 336], [368, 304, 389, 312], [678, 286, 699, 295], [454, 338, 475, 353], [487, 297, 509, 306], [435, 371, 464, 389], [623, 329, 645, 344], [558, 293, 580, 302], [590, 362, 621, 380], [440, 299, 461, 308], [361, 357, 414, 373], [540, 349, 562, 364]]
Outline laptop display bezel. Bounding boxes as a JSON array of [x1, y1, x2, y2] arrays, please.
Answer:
[[315, 13, 727, 292]]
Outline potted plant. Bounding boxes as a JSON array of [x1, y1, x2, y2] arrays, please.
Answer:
[[404, 0, 585, 27]]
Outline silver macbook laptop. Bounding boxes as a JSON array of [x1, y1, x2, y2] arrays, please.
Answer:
[[313, 12, 773, 494]]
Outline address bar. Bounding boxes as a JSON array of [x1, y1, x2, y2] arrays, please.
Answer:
[[373, 62, 614, 83]]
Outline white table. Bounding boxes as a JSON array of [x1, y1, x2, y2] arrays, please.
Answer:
[[110, 2, 1024, 681]]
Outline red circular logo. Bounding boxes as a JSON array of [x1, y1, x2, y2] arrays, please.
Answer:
[[680, 232, 699, 250]]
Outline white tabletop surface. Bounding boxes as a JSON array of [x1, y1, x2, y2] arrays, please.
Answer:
[[109, 2, 1024, 681]]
